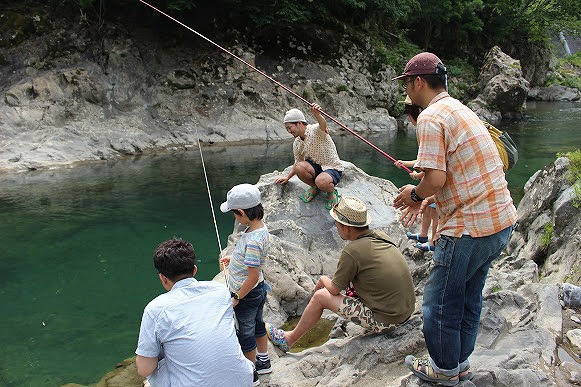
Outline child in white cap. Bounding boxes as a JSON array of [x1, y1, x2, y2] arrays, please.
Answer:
[[219, 183, 271, 385]]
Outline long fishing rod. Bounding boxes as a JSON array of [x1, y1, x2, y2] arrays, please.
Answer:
[[138, 0, 413, 174], [197, 137, 229, 288]]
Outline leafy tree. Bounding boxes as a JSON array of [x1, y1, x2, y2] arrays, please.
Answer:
[[407, 0, 484, 57], [485, 0, 581, 43]]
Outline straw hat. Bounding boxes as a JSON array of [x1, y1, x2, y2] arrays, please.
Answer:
[[329, 196, 371, 227]]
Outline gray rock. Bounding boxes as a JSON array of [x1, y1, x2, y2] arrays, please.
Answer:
[[563, 283, 581, 308], [566, 329, 581, 349], [529, 85, 581, 101], [468, 46, 530, 121]]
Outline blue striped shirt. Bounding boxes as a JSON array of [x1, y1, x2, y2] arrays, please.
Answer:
[[136, 278, 254, 386], [227, 226, 269, 293]]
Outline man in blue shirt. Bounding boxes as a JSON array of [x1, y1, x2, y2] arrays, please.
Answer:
[[136, 238, 254, 386]]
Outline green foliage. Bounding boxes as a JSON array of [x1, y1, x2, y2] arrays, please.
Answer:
[[565, 52, 581, 68], [541, 221, 553, 249], [446, 58, 478, 100], [557, 149, 581, 208], [558, 149, 581, 184], [336, 84, 349, 93], [491, 285, 502, 293], [167, 0, 196, 11], [488, 0, 581, 43], [373, 38, 421, 72], [408, 0, 483, 56], [302, 89, 314, 101], [78, 0, 94, 7], [547, 52, 581, 90], [563, 264, 580, 284]]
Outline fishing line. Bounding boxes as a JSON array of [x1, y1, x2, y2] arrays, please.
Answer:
[[138, 0, 412, 173], [197, 137, 229, 288]]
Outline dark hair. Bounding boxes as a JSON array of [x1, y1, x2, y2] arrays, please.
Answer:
[[404, 104, 421, 120], [244, 203, 264, 220], [419, 74, 447, 90], [153, 238, 196, 281]]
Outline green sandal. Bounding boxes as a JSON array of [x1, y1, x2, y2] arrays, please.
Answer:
[[325, 189, 340, 210], [301, 186, 320, 203]]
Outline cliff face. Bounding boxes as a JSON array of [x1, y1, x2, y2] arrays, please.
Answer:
[[0, 2, 401, 173]]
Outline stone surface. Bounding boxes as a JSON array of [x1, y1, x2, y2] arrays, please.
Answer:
[[468, 46, 530, 122]]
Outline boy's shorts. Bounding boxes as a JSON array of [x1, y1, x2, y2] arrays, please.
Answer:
[[337, 296, 400, 334], [306, 159, 343, 185]]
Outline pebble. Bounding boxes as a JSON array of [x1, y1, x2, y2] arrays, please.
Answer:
[[572, 315, 581, 324]]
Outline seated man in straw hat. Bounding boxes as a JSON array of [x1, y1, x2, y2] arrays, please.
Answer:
[[265, 196, 415, 352], [274, 103, 344, 210]]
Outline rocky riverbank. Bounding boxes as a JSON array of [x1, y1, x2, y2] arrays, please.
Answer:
[[79, 157, 581, 386], [2, 3, 578, 174]]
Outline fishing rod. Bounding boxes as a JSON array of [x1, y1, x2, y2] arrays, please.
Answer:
[[138, 0, 413, 174], [197, 137, 229, 288]]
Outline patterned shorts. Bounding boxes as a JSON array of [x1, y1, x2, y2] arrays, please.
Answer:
[[337, 296, 400, 334]]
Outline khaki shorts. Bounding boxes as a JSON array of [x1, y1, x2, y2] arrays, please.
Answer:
[[337, 296, 400, 334]]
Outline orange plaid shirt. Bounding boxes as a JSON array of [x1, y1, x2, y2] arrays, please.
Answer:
[[415, 92, 517, 238]]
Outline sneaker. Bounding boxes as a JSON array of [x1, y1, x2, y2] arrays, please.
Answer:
[[255, 358, 272, 375], [253, 370, 260, 386]]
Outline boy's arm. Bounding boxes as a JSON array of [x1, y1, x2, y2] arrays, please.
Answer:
[[234, 266, 260, 299]]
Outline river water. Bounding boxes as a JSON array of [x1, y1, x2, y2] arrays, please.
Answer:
[[0, 101, 579, 385]]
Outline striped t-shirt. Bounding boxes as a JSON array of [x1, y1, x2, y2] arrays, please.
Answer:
[[227, 226, 269, 293]]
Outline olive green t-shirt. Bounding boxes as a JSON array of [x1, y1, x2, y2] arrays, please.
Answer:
[[331, 230, 415, 324]]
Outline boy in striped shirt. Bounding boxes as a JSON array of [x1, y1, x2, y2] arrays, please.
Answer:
[[220, 184, 271, 385]]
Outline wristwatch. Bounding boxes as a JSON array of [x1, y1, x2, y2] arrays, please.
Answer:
[[230, 292, 240, 300], [410, 188, 425, 203]]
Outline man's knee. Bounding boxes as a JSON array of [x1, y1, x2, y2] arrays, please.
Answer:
[[314, 174, 334, 190], [311, 288, 342, 310], [296, 162, 314, 176]]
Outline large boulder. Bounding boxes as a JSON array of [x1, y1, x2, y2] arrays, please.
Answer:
[[507, 156, 581, 284], [468, 46, 530, 122]]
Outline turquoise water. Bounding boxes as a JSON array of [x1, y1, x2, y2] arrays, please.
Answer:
[[0, 101, 578, 386]]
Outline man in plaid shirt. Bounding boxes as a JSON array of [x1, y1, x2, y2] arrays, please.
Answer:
[[393, 52, 517, 386]]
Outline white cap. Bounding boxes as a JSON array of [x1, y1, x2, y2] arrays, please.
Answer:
[[220, 184, 261, 212], [283, 108, 306, 123]]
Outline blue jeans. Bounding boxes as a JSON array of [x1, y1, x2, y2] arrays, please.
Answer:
[[422, 225, 513, 376], [234, 281, 267, 353]]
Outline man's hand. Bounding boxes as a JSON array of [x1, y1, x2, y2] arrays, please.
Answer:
[[310, 103, 322, 115], [399, 198, 430, 227], [393, 184, 422, 210], [399, 206, 420, 228]]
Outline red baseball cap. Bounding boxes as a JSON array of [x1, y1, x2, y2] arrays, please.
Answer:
[[392, 52, 444, 80]]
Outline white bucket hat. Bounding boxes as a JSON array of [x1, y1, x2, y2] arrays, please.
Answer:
[[283, 108, 307, 123], [329, 196, 371, 227]]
